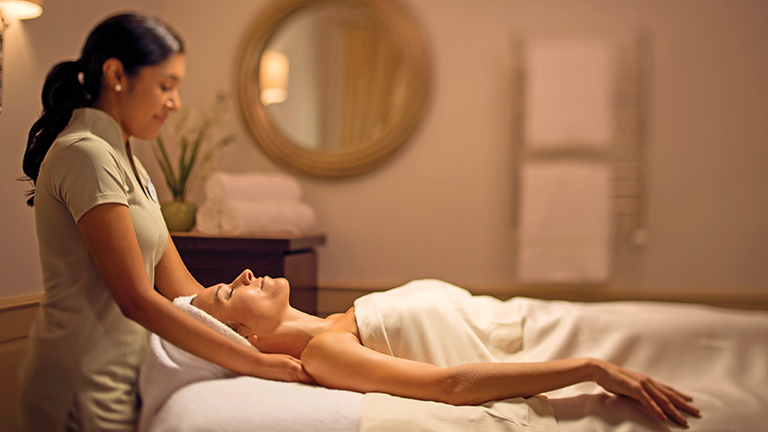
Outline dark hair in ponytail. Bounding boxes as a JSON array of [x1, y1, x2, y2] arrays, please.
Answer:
[[22, 13, 184, 206]]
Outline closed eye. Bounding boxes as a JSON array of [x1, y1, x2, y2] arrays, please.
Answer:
[[214, 284, 235, 303]]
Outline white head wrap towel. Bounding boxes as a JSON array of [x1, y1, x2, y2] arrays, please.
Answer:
[[171, 294, 253, 348]]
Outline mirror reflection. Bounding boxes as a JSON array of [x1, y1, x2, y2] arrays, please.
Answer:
[[257, 3, 406, 152], [237, 0, 430, 177]]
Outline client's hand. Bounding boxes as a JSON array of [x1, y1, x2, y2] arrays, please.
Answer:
[[590, 359, 700, 427], [256, 352, 315, 384]]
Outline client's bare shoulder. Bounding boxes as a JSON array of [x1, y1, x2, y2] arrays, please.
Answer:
[[301, 308, 362, 362], [301, 307, 369, 385], [324, 307, 361, 341]]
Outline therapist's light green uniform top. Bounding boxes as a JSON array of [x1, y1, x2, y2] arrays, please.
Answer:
[[20, 108, 168, 431]]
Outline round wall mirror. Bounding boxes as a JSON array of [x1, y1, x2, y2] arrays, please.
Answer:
[[236, 0, 430, 177]]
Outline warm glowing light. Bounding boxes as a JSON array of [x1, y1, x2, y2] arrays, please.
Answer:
[[259, 50, 289, 105], [0, 0, 43, 20]]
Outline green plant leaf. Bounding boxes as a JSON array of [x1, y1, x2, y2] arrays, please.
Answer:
[[152, 91, 236, 202], [153, 135, 178, 193]]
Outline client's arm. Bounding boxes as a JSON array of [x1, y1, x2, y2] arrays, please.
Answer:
[[301, 330, 699, 426]]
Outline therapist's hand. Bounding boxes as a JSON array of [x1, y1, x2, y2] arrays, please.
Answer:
[[256, 352, 315, 384]]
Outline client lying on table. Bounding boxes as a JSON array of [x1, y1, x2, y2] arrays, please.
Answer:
[[189, 270, 700, 427]]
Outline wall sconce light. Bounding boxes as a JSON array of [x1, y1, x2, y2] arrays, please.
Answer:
[[259, 49, 289, 106], [0, 0, 43, 113]]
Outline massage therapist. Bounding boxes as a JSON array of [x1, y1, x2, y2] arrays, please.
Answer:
[[18, 13, 311, 431]]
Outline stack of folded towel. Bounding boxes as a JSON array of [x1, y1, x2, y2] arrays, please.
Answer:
[[195, 171, 316, 235]]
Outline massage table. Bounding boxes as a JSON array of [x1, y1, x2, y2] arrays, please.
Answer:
[[139, 293, 768, 432]]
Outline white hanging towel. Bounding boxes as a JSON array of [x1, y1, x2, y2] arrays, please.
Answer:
[[525, 38, 614, 148], [517, 160, 612, 283], [205, 171, 303, 206]]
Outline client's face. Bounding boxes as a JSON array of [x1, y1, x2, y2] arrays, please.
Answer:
[[191, 269, 291, 338]]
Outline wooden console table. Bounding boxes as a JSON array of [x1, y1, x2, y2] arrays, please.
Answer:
[[171, 232, 326, 314]]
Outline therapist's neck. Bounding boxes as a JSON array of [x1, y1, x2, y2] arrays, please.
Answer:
[[252, 307, 332, 359], [92, 94, 131, 143]]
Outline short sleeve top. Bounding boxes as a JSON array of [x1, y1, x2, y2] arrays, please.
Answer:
[[20, 108, 168, 431]]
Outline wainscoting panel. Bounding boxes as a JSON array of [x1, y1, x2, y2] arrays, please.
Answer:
[[0, 295, 40, 432]]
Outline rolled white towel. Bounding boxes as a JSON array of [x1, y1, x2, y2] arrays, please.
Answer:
[[205, 171, 303, 207], [220, 201, 316, 235], [194, 204, 222, 234]]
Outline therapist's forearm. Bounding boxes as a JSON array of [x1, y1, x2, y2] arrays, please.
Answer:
[[130, 289, 305, 381], [152, 233, 206, 299], [444, 358, 595, 405], [78, 203, 308, 383]]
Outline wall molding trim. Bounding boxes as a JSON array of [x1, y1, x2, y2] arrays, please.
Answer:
[[0, 293, 42, 313], [318, 283, 768, 312]]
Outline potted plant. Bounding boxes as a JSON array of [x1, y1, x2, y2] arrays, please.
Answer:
[[153, 91, 235, 231]]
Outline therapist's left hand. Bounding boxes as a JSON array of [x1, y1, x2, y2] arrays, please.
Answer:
[[253, 351, 315, 384]]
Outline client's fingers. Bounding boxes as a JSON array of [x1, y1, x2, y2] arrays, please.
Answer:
[[619, 379, 667, 424], [658, 382, 694, 402], [659, 384, 700, 417], [644, 381, 687, 427]]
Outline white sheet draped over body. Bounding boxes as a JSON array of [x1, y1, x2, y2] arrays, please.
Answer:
[[139, 279, 768, 432], [358, 281, 768, 431], [354, 280, 557, 432], [510, 298, 768, 432]]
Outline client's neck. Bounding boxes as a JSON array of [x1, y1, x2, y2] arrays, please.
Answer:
[[254, 307, 332, 359]]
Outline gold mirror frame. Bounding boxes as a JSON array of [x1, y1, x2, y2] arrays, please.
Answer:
[[236, 0, 430, 177]]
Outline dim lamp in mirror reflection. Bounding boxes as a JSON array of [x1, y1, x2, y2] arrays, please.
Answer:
[[260, 49, 289, 106]]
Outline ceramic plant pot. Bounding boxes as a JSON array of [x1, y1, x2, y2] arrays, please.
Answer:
[[161, 201, 197, 232]]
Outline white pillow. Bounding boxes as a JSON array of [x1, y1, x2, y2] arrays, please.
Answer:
[[139, 295, 252, 431]]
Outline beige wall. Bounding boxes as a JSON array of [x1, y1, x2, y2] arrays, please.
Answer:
[[2, 0, 767, 300]]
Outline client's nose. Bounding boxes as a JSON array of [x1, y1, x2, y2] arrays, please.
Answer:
[[231, 269, 254, 287]]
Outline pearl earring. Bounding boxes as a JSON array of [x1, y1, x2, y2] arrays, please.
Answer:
[[114, 83, 122, 92], [165, 99, 174, 108]]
